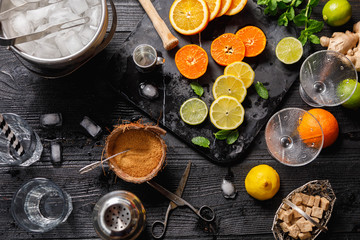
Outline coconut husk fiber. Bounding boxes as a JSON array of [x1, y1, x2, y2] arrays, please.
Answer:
[[105, 122, 167, 183]]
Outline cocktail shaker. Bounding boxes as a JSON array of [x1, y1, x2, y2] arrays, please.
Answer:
[[92, 190, 146, 240]]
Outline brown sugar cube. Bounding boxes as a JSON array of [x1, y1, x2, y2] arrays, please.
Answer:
[[307, 195, 315, 206], [305, 207, 312, 216], [288, 224, 301, 239], [292, 193, 303, 205], [277, 209, 286, 221], [309, 217, 320, 227], [296, 217, 313, 232], [283, 209, 294, 224], [280, 222, 291, 233], [300, 193, 310, 205], [298, 232, 312, 240], [292, 205, 304, 219], [313, 195, 321, 207], [320, 197, 330, 211], [311, 206, 324, 219]]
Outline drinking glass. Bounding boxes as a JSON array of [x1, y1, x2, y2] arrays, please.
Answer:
[[265, 108, 324, 166], [0, 113, 43, 166], [299, 50, 358, 107], [132, 44, 165, 73], [11, 178, 73, 233]]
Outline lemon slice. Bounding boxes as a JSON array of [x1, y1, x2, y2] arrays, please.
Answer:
[[212, 75, 247, 103], [224, 61, 255, 88], [209, 95, 245, 130], [180, 98, 208, 125], [275, 37, 303, 64], [169, 0, 209, 36]]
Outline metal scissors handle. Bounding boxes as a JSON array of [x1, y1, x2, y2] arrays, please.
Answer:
[[147, 180, 216, 222], [151, 203, 172, 239]]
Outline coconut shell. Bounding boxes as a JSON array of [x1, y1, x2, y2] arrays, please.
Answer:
[[104, 122, 167, 183], [272, 180, 336, 240]]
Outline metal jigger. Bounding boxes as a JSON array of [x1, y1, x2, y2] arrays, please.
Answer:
[[92, 191, 146, 240]]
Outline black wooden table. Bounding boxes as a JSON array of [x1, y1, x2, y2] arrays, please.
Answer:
[[0, 0, 360, 239]]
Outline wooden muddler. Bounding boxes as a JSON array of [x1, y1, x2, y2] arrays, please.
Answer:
[[138, 0, 179, 50]]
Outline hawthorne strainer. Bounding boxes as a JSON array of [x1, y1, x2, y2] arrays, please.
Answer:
[[93, 191, 146, 240]]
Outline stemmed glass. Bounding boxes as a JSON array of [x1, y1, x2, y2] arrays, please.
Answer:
[[265, 108, 324, 166], [299, 50, 358, 107]]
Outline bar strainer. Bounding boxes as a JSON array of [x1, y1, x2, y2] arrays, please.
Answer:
[[93, 191, 146, 240]]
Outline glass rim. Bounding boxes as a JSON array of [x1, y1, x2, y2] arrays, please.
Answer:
[[265, 107, 324, 167], [300, 50, 358, 106]]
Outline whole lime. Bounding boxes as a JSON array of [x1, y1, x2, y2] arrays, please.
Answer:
[[322, 0, 352, 27], [337, 79, 360, 110]]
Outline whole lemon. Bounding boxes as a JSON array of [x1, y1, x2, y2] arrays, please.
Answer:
[[245, 164, 280, 201], [322, 0, 352, 27]]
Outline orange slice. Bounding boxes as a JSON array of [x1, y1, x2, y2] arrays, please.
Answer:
[[204, 0, 221, 21], [235, 26, 266, 57], [175, 44, 208, 79], [225, 0, 247, 16], [169, 0, 210, 36], [216, 0, 232, 17], [210, 33, 245, 66]]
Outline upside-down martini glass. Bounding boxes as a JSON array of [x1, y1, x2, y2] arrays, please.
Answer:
[[299, 50, 358, 107], [265, 108, 324, 166]]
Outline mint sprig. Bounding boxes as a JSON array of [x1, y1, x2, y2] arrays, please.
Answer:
[[214, 130, 239, 145], [192, 136, 210, 148], [254, 81, 269, 100]]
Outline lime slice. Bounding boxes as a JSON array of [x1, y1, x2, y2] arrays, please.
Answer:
[[209, 95, 245, 130], [224, 61, 255, 88], [180, 98, 208, 125], [212, 75, 247, 103], [275, 37, 303, 64]]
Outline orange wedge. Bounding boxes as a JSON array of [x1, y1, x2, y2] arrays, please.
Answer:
[[216, 0, 232, 17], [225, 0, 247, 16], [204, 0, 222, 21], [169, 0, 210, 36]]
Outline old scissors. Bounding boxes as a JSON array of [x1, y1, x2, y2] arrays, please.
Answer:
[[148, 161, 215, 239]]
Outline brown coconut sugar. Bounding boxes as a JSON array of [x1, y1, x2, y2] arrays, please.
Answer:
[[109, 129, 163, 178]]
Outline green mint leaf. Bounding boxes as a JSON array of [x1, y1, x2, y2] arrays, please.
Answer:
[[298, 30, 308, 46], [257, 0, 269, 5], [294, 0, 303, 7], [254, 81, 269, 99], [307, 19, 324, 33], [192, 136, 210, 148], [309, 0, 319, 7], [214, 130, 231, 140], [190, 82, 204, 97], [287, 7, 295, 21], [278, 13, 289, 26], [293, 13, 307, 26], [226, 130, 239, 145], [277, 2, 288, 10], [309, 34, 320, 44], [269, 0, 277, 11], [282, 0, 292, 3]]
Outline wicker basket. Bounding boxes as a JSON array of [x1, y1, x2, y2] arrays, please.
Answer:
[[272, 180, 336, 240], [104, 122, 167, 184]]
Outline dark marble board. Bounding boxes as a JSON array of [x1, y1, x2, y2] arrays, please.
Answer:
[[108, 0, 310, 164]]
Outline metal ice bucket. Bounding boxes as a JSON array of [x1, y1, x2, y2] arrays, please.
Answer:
[[0, 0, 117, 78]]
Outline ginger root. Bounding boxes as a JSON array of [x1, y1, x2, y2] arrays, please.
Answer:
[[320, 21, 360, 71]]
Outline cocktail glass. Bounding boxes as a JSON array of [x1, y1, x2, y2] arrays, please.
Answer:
[[265, 108, 324, 166], [299, 50, 358, 107]]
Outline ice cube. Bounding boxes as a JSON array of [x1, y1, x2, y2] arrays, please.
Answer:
[[50, 141, 63, 165], [80, 116, 102, 139], [68, 0, 89, 15], [85, 4, 101, 28], [10, 0, 27, 7], [139, 83, 159, 100], [48, 7, 78, 24], [10, 12, 34, 36], [79, 26, 96, 45], [40, 113, 63, 128], [16, 42, 37, 55], [55, 32, 71, 56], [57, 30, 84, 55], [33, 40, 61, 59], [26, 5, 53, 29], [87, 0, 100, 6]]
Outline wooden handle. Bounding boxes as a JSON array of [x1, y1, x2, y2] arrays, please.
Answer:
[[138, 0, 179, 50]]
